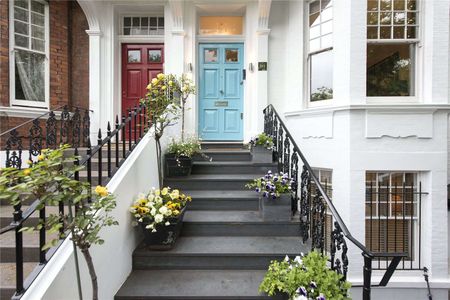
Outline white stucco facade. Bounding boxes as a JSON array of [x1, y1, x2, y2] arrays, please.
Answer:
[[71, 0, 450, 298]]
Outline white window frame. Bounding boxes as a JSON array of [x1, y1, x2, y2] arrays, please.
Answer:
[[306, 0, 334, 108], [9, 0, 50, 109], [120, 15, 165, 37], [366, 0, 422, 103]]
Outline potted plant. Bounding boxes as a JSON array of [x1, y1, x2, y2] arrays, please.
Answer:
[[246, 170, 292, 221], [165, 137, 202, 177], [249, 133, 274, 163], [259, 251, 351, 300], [130, 187, 192, 250]]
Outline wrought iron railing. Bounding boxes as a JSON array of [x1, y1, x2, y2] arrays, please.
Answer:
[[0, 104, 149, 299], [263, 104, 407, 300]]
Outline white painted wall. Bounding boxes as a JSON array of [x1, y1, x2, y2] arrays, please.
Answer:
[[21, 132, 159, 300]]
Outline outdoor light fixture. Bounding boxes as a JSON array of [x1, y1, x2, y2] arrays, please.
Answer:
[[187, 63, 193, 72], [248, 63, 254, 72]]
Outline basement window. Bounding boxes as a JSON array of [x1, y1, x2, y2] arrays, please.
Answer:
[[122, 16, 164, 36]]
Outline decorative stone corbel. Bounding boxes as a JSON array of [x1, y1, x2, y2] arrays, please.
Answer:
[[257, 0, 272, 34], [169, 0, 185, 35]]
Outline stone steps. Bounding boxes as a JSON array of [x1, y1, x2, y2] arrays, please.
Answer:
[[116, 146, 301, 299]]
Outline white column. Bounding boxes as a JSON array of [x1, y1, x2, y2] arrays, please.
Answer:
[[86, 29, 102, 142]]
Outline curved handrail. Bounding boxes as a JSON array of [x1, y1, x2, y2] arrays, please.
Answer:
[[265, 104, 406, 259]]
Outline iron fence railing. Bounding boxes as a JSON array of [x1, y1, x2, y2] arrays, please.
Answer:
[[0, 104, 149, 299], [263, 104, 407, 300]]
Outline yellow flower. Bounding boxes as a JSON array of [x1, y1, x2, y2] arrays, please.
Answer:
[[27, 160, 33, 166], [95, 186, 108, 197], [168, 80, 173, 86], [23, 169, 31, 176], [138, 199, 148, 206], [173, 209, 180, 216], [155, 189, 160, 196], [146, 83, 152, 90], [151, 78, 158, 84], [161, 85, 167, 90], [37, 154, 45, 161], [186, 196, 192, 202], [157, 73, 165, 80], [161, 187, 168, 196]]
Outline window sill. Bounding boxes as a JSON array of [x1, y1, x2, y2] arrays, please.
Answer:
[[0, 106, 50, 119], [366, 96, 419, 104], [307, 99, 333, 108]]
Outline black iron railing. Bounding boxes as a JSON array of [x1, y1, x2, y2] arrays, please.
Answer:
[[0, 104, 149, 299], [263, 104, 407, 300]]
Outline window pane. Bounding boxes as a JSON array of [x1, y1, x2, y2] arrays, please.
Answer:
[[225, 49, 238, 62], [31, 12, 44, 26], [127, 50, 141, 63], [15, 34, 29, 48], [150, 17, 157, 27], [158, 17, 164, 27], [132, 17, 140, 27], [380, 0, 392, 10], [394, 0, 405, 10], [406, 12, 416, 25], [141, 17, 148, 27], [393, 12, 405, 25], [367, 0, 378, 11], [310, 50, 333, 101], [123, 17, 131, 27], [406, 0, 416, 10], [32, 25, 44, 39], [15, 50, 45, 102], [199, 16, 243, 35], [367, 26, 378, 39], [31, 38, 44, 52], [380, 12, 392, 25], [204, 49, 218, 63], [148, 50, 162, 63], [309, 1, 320, 14], [367, 43, 414, 96], [31, 1, 45, 14], [15, 0, 28, 9], [406, 26, 416, 38], [14, 7, 28, 22], [367, 12, 378, 25], [393, 26, 405, 38], [15, 20, 29, 35], [380, 26, 391, 38], [123, 27, 130, 35]]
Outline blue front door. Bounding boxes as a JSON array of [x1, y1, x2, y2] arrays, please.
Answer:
[[199, 43, 244, 141]]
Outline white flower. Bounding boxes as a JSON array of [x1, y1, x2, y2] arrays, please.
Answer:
[[154, 214, 164, 223], [138, 218, 143, 222], [150, 208, 157, 216], [129, 207, 136, 213], [293, 296, 308, 300], [137, 193, 146, 200], [152, 229, 157, 232], [294, 256, 303, 264], [165, 221, 170, 226], [159, 206, 168, 215], [155, 196, 163, 204], [284, 255, 290, 262]]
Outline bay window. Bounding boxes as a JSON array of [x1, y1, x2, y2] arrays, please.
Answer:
[[10, 0, 49, 108], [308, 0, 333, 102], [366, 0, 419, 97]]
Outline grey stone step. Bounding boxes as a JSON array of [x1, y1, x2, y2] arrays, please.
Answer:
[[194, 150, 252, 162], [133, 236, 305, 270], [164, 174, 257, 191], [0, 230, 59, 263], [191, 161, 277, 175], [182, 210, 300, 236], [0, 263, 36, 300], [115, 269, 286, 300], [186, 190, 259, 211], [201, 142, 246, 150]]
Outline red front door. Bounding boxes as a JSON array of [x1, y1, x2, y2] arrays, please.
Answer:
[[121, 44, 164, 135]]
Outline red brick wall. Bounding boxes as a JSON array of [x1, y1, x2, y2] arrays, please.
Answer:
[[0, 0, 89, 137], [0, 0, 9, 107], [70, 1, 89, 110]]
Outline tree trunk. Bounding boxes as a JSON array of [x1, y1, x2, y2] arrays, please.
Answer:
[[181, 101, 185, 142], [155, 137, 163, 188], [81, 248, 98, 300]]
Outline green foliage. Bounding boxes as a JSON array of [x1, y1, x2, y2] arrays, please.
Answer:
[[249, 132, 274, 149], [311, 87, 333, 102], [259, 251, 351, 300], [167, 137, 202, 159], [0, 145, 118, 251]]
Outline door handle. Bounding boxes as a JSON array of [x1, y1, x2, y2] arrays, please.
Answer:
[[219, 90, 224, 94]]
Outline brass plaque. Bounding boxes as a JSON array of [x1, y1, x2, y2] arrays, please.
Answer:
[[215, 101, 228, 107]]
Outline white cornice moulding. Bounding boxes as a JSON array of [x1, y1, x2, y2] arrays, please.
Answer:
[[258, 0, 272, 30], [85, 29, 103, 37], [0, 106, 50, 119]]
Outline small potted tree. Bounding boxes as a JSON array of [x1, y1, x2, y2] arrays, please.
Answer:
[[130, 187, 192, 250], [259, 251, 351, 300], [246, 170, 292, 221], [164, 74, 198, 177], [249, 133, 274, 163]]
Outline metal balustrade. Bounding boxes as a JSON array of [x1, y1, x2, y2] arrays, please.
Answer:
[[0, 104, 149, 299], [263, 104, 408, 300]]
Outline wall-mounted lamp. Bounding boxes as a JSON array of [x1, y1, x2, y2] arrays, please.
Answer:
[[248, 63, 254, 73], [187, 63, 193, 72]]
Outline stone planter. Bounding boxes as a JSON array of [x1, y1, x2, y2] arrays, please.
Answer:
[[165, 154, 192, 177], [260, 193, 291, 222], [251, 145, 273, 163], [140, 207, 186, 250]]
